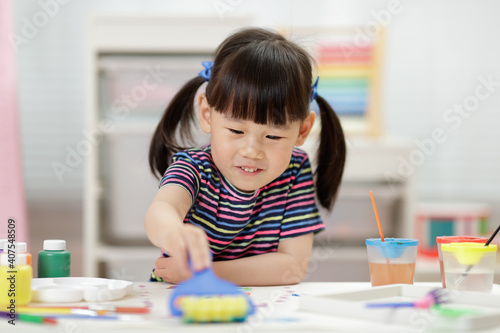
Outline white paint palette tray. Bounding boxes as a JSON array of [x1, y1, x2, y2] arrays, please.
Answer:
[[299, 284, 500, 331], [32, 277, 133, 303]]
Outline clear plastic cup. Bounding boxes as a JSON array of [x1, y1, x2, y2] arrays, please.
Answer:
[[441, 242, 497, 292], [365, 238, 419, 287], [436, 236, 488, 288]]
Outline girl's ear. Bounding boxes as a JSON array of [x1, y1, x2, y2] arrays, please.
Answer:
[[295, 111, 316, 146], [198, 94, 211, 134]]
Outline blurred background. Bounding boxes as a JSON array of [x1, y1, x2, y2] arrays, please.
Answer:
[[3, 0, 500, 282]]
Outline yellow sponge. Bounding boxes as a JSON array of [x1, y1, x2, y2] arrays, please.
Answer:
[[168, 260, 255, 323], [179, 295, 249, 323]]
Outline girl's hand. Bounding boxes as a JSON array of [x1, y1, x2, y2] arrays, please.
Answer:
[[161, 223, 212, 281], [145, 185, 211, 283], [154, 256, 191, 284]]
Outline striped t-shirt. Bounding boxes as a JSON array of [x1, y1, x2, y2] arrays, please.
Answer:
[[159, 145, 324, 261]]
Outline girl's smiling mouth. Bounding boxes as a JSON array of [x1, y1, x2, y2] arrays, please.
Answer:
[[239, 166, 261, 174]]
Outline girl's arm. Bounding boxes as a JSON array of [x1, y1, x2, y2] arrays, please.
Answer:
[[144, 185, 212, 278], [212, 233, 314, 286], [153, 232, 314, 285]]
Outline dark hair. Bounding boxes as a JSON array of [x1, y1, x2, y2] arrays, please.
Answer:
[[149, 27, 346, 210]]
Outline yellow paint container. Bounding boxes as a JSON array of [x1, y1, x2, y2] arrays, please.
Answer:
[[0, 253, 32, 306], [441, 242, 497, 291]]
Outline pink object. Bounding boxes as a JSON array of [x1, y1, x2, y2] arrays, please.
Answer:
[[412, 292, 440, 309], [0, 0, 28, 243]]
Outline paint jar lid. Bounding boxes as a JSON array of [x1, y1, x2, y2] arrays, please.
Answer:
[[441, 242, 497, 265], [0, 252, 29, 266], [43, 239, 67, 251], [365, 238, 419, 246], [436, 236, 488, 244], [366, 238, 419, 258], [16, 242, 28, 253], [2, 241, 27, 253]]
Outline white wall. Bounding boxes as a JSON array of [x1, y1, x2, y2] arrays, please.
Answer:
[[384, 1, 500, 202], [12, 1, 500, 226]]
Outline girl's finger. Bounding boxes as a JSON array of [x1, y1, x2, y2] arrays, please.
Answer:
[[184, 227, 211, 271], [154, 256, 167, 269], [168, 232, 191, 277]]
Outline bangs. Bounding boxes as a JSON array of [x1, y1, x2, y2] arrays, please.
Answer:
[[205, 39, 312, 126]]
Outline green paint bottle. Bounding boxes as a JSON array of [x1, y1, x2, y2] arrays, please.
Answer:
[[37, 239, 71, 278]]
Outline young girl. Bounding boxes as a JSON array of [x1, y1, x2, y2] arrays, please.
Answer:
[[145, 27, 346, 286]]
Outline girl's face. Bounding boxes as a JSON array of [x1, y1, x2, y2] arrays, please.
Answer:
[[198, 95, 315, 192]]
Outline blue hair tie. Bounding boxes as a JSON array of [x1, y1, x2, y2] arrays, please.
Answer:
[[198, 61, 214, 82], [310, 77, 319, 102]]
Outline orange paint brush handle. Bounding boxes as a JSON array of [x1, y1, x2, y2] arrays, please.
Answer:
[[370, 191, 385, 242]]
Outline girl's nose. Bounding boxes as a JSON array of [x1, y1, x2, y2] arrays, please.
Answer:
[[240, 137, 264, 159]]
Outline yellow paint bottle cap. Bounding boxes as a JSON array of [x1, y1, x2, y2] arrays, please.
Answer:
[[2, 241, 27, 253], [441, 242, 497, 265]]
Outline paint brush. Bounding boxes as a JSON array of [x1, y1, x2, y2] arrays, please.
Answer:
[[16, 307, 101, 316], [18, 305, 149, 315], [370, 191, 390, 265], [366, 288, 451, 309], [370, 191, 385, 242], [1, 311, 57, 324], [484, 224, 500, 246], [5, 309, 139, 321]]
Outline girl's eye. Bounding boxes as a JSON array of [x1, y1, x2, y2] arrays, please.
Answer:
[[266, 135, 282, 140], [229, 128, 243, 134]]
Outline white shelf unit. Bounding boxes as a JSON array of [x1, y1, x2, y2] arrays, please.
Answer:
[[84, 14, 254, 277], [84, 15, 417, 281]]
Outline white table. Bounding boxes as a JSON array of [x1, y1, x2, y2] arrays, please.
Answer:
[[2, 282, 500, 333]]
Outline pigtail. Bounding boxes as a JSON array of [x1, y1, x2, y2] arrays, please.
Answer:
[[314, 95, 346, 210], [149, 76, 206, 178]]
